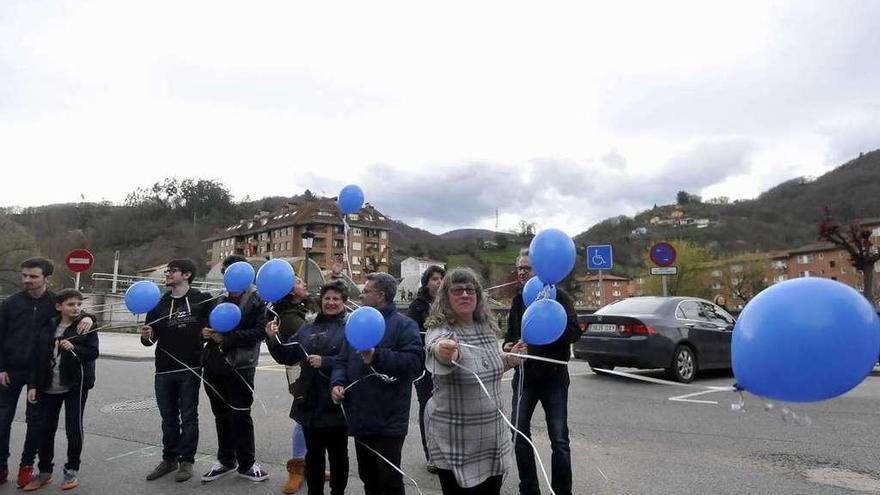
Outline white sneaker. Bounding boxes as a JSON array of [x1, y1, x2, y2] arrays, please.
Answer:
[[201, 461, 237, 482]]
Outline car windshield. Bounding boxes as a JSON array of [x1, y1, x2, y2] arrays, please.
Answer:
[[596, 298, 669, 315]]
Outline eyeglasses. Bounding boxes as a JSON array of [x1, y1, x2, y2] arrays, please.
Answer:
[[450, 287, 477, 296], [164, 268, 181, 275], [516, 266, 532, 272]]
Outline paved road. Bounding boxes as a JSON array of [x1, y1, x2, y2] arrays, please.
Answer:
[[3, 355, 880, 494]]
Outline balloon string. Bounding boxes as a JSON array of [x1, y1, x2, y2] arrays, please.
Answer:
[[450, 356, 555, 495], [78, 291, 229, 338], [153, 345, 251, 412], [342, 217, 354, 279]]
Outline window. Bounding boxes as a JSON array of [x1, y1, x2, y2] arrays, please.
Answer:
[[775, 275, 787, 283], [730, 265, 743, 273], [612, 281, 620, 287], [612, 290, 621, 297], [352, 256, 361, 265], [285, 241, 290, 250], [701, 302, 735, 326], [349, 214, 359, 221], [711, 270, 722, 277], [800, 271, 812, 277], [353, 242, 362, 251], [678, 301, 703, 320], [842, 267, 848, 274], [380, 231, 387, 239], [829, 260, 836, 268], [798, 255, 812, 264], [712, 282, 723, 290], [333, 239, 344, 249], [818, 253, 824, 259], [352, 228, 362, 236]]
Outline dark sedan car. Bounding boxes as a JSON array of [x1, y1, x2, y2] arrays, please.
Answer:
[[573, 296, 736, 383]]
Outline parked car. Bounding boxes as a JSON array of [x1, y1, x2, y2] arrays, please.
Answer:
[[573, 296, 736, 383]]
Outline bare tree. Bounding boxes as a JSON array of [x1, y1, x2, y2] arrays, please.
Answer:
[[818, 208, 880, 301]]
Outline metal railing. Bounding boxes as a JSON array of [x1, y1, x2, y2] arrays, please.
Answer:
[[89, 272, 226, 292]]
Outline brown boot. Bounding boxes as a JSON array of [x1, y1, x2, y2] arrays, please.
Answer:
[[283, 459, 305, 494]]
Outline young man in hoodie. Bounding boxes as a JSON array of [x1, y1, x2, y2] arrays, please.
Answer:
[[200, 255, 268, 483], [331, 272, 422, 495], [140, 258, 214, 483], [406, 264, 445, 474], [0, 258, 93, 488]]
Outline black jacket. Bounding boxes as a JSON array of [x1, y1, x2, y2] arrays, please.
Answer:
[[268, 312, 347, 428], [30, 317, 100, 391], [0, 290, 92, 374], [202, 288, 267, 373], [503, 287, 581, 374], [141, 288, 214, 372], [407, 287, 433, 342]]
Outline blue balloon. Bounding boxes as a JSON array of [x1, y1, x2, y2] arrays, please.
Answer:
[[224, 261, 255, 293], [338, 185, 365, 215], [256, 259, 296, 303], [522, 298, 567, 345], [523, 276, 557, 308], [209, 302, 242, 333], [529, 229, 576, 285], [124, 281, 161, 314], [345, 306, 385, 351], [732, 277, 880, 402]]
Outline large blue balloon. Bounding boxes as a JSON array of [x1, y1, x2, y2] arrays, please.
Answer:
[[529, 229, 576, 285], [224, 261, 255, 293], [523, 276, 557, 308], [209, 302, 242, 333], [522, 298, 567, 345], [256, 259, 296, 303], [338, 185, 365, 215], [732, 277, 880, 402], [345, 306, 385, 351], [125, 281, 161, 314]]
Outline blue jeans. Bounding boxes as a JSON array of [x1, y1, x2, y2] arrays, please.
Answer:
[[154, 371, 201, 464], [0, 369, 40, 468], [292, 422, 307, 459], [511, 365, 572, 495]]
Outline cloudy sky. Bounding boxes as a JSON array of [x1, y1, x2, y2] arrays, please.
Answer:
[[2, 1, 878, 235]]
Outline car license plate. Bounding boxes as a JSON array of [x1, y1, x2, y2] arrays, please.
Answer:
[[589, 323, 618, 333]]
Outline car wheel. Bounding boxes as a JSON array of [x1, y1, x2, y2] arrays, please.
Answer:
[[667, 345, 697, 383], [588, 362, 615, 371]]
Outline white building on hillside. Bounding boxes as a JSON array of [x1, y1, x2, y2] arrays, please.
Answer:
[[397, 257, 446, 302]]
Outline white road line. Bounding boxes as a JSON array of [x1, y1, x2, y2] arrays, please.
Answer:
[[105, 445, 156, 461], [668, 388, 727, 405]]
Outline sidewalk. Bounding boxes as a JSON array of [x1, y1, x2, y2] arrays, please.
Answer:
[[98, 332, 271, 361]]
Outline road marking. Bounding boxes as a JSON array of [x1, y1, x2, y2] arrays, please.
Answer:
[[105, 445, 158, 461], [668, 388, 727, 405]]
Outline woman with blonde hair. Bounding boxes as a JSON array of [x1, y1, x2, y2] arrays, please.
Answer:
[[423, 267, 521, 494]]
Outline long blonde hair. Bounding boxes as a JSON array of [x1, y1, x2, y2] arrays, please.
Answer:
[[425, 267, 499, 334]]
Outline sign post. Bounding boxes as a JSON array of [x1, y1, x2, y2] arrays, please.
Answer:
[[649, 242, 677, 297], [587, 245, 613, 306], [66, 249, 94, 290]]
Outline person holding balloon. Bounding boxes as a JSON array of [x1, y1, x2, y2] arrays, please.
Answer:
[[266, 280, 350, 495], [407, 264, 446, 475], [139, 258, 214, 483], [423, 267, 522, 494], [200, 256, 268, 483], [503, 241, 581, 495], [330, 272, 422, 495]]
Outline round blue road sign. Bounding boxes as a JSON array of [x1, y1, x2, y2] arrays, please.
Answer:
[[649, 242, 677, 267]]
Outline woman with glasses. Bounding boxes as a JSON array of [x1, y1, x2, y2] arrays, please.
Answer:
[[423, 267, 521, 494], [266, 281, 350, 495]]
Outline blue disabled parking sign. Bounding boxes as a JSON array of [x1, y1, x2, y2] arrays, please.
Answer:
[[587, 245, 613, 270]]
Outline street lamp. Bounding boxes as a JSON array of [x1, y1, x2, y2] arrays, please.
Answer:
[[301, 226, 315, 293]]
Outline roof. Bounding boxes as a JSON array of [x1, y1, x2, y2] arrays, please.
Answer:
[[203, 199, 391, 242], [787, 241, 841, 255]]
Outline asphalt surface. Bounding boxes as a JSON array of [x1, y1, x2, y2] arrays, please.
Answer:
[[2, 355, 880, 494]]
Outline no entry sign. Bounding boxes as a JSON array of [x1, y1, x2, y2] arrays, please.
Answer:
[[66, 249, 94, 273]]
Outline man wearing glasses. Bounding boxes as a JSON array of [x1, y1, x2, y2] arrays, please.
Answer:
[[331, 272, 422, 495], [140, 259, 214, 482], [503, 249, 581, 495]]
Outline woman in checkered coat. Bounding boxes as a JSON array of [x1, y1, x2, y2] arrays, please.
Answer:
[[424, 267, 523, 494]]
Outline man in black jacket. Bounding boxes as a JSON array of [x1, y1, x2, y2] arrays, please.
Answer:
[[200, 255, 268, 483], [140, 258, 213, 483], [503, 250, 581, 495], [0, 258, 93, 487]]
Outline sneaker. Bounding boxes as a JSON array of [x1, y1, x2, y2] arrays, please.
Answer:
[[201, 461, 237, 482], [237, 463, 269, 482], [61, 469, 79, 490], [175, 462, 193, 482], [0, 466, 7, 484], [17, 465, 36, 488], [22, 472, 52, 492], [145, 460, 178, 481], [425, 460, 439, 474]]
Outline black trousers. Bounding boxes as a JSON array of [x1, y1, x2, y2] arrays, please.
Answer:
[[437, 469, 503, 495], [204, 367, 255, 472], [354, 434, 406, 495], [302, 425, 349, 495], [36, 389, 89, 473], [154, 371, 201, 463], [0, 369, 40, 468]]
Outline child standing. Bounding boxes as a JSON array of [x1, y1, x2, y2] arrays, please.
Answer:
[[24, 289, 99, 491]]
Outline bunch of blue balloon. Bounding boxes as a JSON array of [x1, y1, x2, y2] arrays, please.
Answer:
[[521, 228, 576, 345], [124, 280, 162, 315], [255, 259, 296, 303], [224, 261, 255, 293], [345, 306, 385, 351], [210, 302, 242, 333], [732, 277, 880, 402]]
